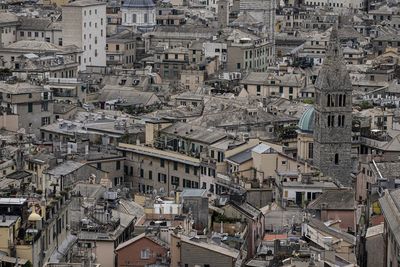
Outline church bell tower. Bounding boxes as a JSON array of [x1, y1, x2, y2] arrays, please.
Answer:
[[313, 25, 353, 187]]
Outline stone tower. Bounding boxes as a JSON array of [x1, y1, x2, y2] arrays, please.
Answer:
[[313, 25, 353, 187], [218, 0, 229, 28]]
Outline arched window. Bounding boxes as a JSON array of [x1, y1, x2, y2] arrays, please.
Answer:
[[327, 94, 331, 107], [343, 94, 346, 106], [334, 154, 339, 165], [339, 94, 342, 106]]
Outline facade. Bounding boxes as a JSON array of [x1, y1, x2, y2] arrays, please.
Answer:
[[0, 12, 19, 47], [0, 82, 54, 136], [16, 17, 62, 46], [106, 33, 136, 67], [313, 26, 353, 187], [62, 0, 107, 71], [118, 143, 201, 193], [170, 234, 241, 267], [226, 29, 274, 72], [115, 233, 169, 267]]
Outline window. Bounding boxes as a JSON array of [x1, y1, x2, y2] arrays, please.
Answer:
[[308, 142, 313, 159], [58, 38, 62, 46], [185, 164, 190, 174], [144, 13, 148, 23], [334, 154, 339, 165], [41, 102, 48, 111], [158, 173, 167, 183], [132, 14, 137, 23], [279, 86, 283, 94], [28, 31, 31, 37], [140, 168, 144, 177], [173, 161, 178, 170], [171, 176, 179, 185], [35, 32, 39, 37], [41, 117, 51, 126], [20, 31, 24, 37], [116, 44, 120, 51], [97, 162, 102, 170], [148, 170, 152, 180], [160, 159, 165, 167], [289, 87, 293, 94], [116, 161, 121, 170], [28, 103, 33, 113], [140, 249, 150, 259]]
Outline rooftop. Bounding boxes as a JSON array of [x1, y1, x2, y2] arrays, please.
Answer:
[[161, 122, 227, 145], [307, 190, 355, 210], [0, 82, 48, 94], [63, 0, 106, 7], [118, 143, 201, 165], [46, 160, 84, 176], [5, 40, 61, 52]]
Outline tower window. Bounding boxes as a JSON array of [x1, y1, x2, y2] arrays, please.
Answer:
[[343, 94, 346, 106], [334, 154, 339, 165], [338, 115, 345, 127], [327, 115, 335, 127]]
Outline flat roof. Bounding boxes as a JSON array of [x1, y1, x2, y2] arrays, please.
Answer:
[[118, 143, 201, 166]]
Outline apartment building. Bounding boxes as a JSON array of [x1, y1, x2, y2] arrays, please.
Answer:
[[62, 0, 106, 70], [226, 29, 274, 72], [118, 143, 202, 194], [0, 82, 54, 136], [16, 17, 62, 46], [0, 12, 19, 47]]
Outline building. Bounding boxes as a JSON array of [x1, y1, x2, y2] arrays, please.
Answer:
[[239, 0, 276, 57], [240, 72, 305, 99], [379, 189, 400, 267], [181, 189, 209, 231], [16, 17, 62, 46], [0, 82, 54, 136], [121, 0, 156, 32], [365, 223, 385, 267], [170, 233, 242, 267], [115, 232, 169, 267], [307, 189, 356, 232], [62, 0, 107, 71], [0, 40, 81, 80], [117, 143, 202, 193], [226, 29, 273, 72], [313, 25, 353, 187], [106, 31, 137, 67], [0, 12, 19, 47]]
